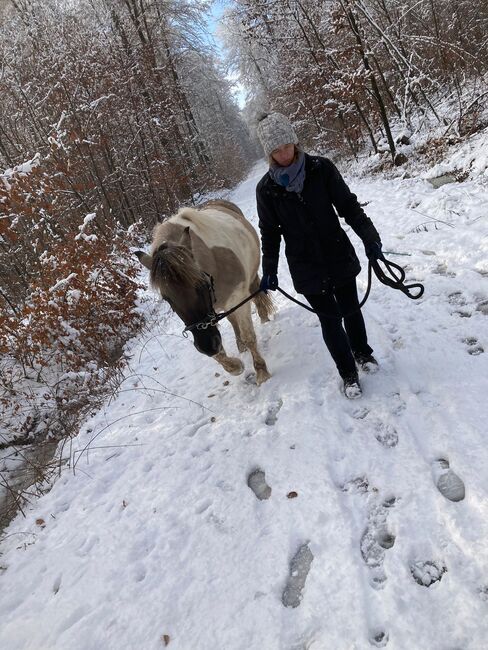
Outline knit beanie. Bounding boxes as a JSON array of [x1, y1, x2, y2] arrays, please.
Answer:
[[256, 112, 298, 156]]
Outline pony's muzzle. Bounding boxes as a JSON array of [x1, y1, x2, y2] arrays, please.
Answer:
[[193, 331, 222, 357]]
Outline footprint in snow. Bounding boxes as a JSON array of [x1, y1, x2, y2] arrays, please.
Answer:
[[282, 543, 314, 608], [448, 291, 467, 307], [433, 262, 456, 278], [410, 560, 447, 587], [369, 630, 389, 647], [360, 502, 396, 590], [432, 458, 465, 502], [448, 291, 472, 317], [247, 468, 272, 500], [478, 586, 488, 601], [352, 406, 369, 420], [341, 476, 370, 494], [350, 394, 404, 447], [462, 336, 484, 355], [372, 420, 399, 448], [265, 398, 283, 425], [476, 299, 488, 315]]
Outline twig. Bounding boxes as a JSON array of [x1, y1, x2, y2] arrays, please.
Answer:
[[73, 406, 180, 471]]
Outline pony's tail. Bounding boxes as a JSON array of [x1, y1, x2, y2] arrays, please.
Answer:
[[251, 275, 276, 323]]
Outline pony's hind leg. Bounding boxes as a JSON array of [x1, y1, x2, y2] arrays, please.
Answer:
[[214, 349, 244, 376], [234, 303, 271, 385]]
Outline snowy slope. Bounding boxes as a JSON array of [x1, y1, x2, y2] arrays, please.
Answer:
[[1, 158, 488, 650]]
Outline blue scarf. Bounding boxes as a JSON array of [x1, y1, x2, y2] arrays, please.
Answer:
[[269, 150, 306, 193]]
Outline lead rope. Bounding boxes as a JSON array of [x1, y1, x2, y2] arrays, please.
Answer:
[[275, 257, 424, 320], [182, 256, 424, 334]]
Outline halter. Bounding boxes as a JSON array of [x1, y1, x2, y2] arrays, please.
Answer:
[[182, 272, 219, 336], [181, 272, 262, 336]]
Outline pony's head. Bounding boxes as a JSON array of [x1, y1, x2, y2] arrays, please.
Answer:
[[135, 228, 222, 357]]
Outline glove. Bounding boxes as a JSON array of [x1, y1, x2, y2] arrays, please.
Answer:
[[364, 241, 384, 262], [260, 274, 278, 293]]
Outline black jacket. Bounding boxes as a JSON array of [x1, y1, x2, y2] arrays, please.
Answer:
[[256, 154, 381, 295]]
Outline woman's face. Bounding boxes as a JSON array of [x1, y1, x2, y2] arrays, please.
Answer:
[[271, 143, 296, 167]]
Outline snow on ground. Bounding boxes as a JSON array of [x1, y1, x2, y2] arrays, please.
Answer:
[[1, 149, 488, 650]]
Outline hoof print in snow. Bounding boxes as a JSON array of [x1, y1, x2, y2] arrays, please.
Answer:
[[374, 421, 399, 448], [388, 392, 406, 416], [247, 469, 272, 501], [432, 459, 465, 502], [265, 398, 283, 425], [352, 406, 369, 420], [370, 572, 387, 590], [463, 336, 484, 355], [376, 531, 396, 549], [245, 372, 257, 385], [282, 543, 314, 608], [382, 496, 397, 509], [448, 291, 467, 307], [478, 586, 488, 601], [341, 476, 370, 494], [433, 262, 456, 278], [410, 560, 447, 587], [369, 630, 389, 647], [476, 300, 488, 316]]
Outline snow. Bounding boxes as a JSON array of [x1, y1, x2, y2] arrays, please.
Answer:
[[1, 153, 41, 190], [1, 150, 488, 649], [75, 213, 98, 242], [49, 272, 77, 292], [421, 129, 488, 181]]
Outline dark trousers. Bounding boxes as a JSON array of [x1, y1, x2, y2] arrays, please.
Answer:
[[305, 278, 373, 379]]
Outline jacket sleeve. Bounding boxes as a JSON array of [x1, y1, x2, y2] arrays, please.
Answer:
[[325, 160, 381, 245], [256, 184, 281, 277]]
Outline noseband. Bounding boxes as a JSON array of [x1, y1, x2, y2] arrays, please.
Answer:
[[181, 273, 263, 338]]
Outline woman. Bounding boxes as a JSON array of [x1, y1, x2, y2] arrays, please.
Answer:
[[255, 112, 384, 398]]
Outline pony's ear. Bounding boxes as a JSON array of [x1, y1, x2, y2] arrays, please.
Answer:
[[134, 250, 153, 270], [178, 226, 192, 252]]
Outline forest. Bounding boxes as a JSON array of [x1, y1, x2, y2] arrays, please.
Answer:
[[1, 0, 487, 519]]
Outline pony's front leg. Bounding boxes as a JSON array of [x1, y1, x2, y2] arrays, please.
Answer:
[[214, 349, 244, 376], [234, 304, 271, 386]]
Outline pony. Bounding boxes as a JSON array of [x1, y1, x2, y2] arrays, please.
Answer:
[[135, 199, 274, 385]]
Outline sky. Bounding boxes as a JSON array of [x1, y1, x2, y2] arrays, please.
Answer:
[[207, 0, 247, 109]]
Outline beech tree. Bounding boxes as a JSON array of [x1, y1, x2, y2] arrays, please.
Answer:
[[222, 0, 488, 161], [0, 0, 255, 443]]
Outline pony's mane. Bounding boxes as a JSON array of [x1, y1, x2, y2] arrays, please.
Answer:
[[150, 243, 204, 293]]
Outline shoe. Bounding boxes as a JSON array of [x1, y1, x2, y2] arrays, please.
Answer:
[[354, 353, 379, 374], [343, 373, 362, 399]]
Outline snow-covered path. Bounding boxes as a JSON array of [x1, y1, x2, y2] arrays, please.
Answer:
[[1, 159, 488, 650]]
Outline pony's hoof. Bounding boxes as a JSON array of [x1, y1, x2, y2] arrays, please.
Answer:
[[227, 358, 244, 375], [256, 369, 271, 385]]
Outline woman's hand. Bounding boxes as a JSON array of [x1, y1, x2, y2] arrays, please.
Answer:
[[364, 241, 384, 262], [260, 274, 279, 293]]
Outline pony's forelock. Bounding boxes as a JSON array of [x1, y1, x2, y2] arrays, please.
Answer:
[[150, 243, 203, 294]]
